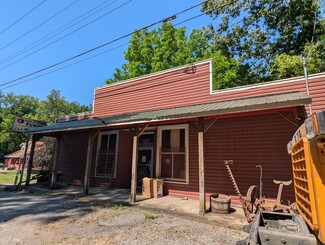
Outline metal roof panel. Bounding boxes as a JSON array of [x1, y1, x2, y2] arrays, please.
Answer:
[[28, 92, 311, 134]]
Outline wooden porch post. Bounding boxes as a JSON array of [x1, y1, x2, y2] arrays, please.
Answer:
[[51, 133, 61, 189], [25, 134, 37, 186], [84, 130, 99, 195], [130, 133, 138, 203], [130, 125, 148, 203], [198, 117, 206, 215]]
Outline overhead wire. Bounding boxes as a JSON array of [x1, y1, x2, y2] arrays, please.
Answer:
[[1, 0, 237, 89], [0, 0, 47, 36], [1, 43, 129, 90], [1, 10, 209, 91], [0, 0, 119, 66], [0, 0, 131, 71], [0, 0, 80, 53]]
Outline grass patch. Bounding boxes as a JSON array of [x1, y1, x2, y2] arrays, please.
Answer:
[[110, 204, 127, 210], [144, 211, 156, 221], [0, 170, 37, 185]]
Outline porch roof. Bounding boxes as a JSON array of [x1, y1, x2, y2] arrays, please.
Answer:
[[28, 92, 311, 135]]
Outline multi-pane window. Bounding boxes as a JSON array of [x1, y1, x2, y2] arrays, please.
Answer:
[[158, 125, 188, 182], [95, 132, 117, 177]]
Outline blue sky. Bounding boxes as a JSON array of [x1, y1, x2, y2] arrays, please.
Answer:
[[0, 0, 213, 106]]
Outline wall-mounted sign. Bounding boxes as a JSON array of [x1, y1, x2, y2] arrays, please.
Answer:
[[12, 117, 47, 133]]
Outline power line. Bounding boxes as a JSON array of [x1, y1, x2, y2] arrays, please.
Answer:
[[0, 0, 47, 36], [0, 0, 131, 71], [1, 11, 210, 90], [1, 43, 129, 90], [2, 10, 208, 90], [0, 0, 80, 53], [0, 0, 118, 66], [1, 0, 236, 89]]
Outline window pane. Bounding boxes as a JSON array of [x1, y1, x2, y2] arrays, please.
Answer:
[[173, 154, 185, 179], [139, 134, 154, 144], [162, 130, 170, 148], [159, 126, 187, 181], [109, 134, 117, 150], [179, 129, 185, 148], [161, 154, 172, 178], [100, 135, 108, 149], [96, 133, 117, 177]]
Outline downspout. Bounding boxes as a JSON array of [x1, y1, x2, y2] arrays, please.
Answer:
[[301, 55, 313, 115]]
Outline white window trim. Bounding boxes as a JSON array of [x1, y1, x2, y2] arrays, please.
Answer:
[[95, 130, 119, 178], [156, 124, 189, 183]]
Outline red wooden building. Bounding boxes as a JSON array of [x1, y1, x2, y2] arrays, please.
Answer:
[[27, 59, 325, 213], [4, 142, 43, 170]]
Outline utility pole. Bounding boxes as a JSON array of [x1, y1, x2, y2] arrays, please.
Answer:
[[301, 55, 313, 115]]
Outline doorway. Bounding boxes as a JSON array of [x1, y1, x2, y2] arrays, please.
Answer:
[[137, 147, 153, 186]]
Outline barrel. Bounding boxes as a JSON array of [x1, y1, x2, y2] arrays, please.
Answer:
[[210, 194, 231, 214]]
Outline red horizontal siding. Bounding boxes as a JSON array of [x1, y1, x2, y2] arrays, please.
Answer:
[[57, 132, 88, 185], [90, 130, 133, 189], [93, 62, 211, 117], [94, 62, 325, 118], [164, 113, 298, 202]]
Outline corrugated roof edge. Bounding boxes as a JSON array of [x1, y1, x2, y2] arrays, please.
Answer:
[[27, 92, 311, 135]]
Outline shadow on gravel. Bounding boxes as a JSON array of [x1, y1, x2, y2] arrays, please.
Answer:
[[0, 183, 132, 224]]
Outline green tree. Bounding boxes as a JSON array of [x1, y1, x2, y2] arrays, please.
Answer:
[[0, 90, 91, 161], [0, 93, 39, 160], [106, 22, 251, 89], [36, 89, 91, 124], [270, 43, 325, 79], [201, 0, 324, 79]]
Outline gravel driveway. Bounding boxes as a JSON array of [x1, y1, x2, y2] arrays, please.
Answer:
[[0, 189, 247, 245]]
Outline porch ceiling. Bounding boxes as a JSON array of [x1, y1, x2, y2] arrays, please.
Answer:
[[27, 92, 311, 135]]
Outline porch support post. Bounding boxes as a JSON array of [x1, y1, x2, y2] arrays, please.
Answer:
[[130, 124, 148, 203], [51, 133, 61, 189], [25, 134, 37, 186], [84, 130, 100, 195], [198, 117, 206, 215], [130, 132, 138, 203]]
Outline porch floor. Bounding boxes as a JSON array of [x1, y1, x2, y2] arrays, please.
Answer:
[[6, 183, 247, 230]]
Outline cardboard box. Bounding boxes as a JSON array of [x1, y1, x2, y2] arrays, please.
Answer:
[[153, 179, 164, 198], [142, 177, 154, 198]]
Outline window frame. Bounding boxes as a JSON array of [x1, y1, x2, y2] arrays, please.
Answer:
[[94, 130, 119, 178], [156, 124, 189, 183]]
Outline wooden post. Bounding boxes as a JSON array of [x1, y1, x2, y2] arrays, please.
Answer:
[[129, 125, 148, 203], [198, 117, 206, 215], [51, 134, 61, 189], [17, 137, 29, 189], [25, 135, 37, 186], [84, 131, 95, 195], [130, 133, 138, 203]]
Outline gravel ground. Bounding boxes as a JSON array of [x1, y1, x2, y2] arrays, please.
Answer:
[[0, 189, 247, 245]]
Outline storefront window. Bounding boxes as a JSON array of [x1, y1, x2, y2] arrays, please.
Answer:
[[158, 125, 188, 182], [95, 132, 118, 177]]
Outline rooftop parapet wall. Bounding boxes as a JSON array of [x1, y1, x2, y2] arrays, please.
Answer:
[[93, 58, 325, 118], [93, 60, 213, 117], [55, 111, 93, 123]]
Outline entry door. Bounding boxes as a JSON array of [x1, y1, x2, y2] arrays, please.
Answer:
[[137, 148, 153, 185]]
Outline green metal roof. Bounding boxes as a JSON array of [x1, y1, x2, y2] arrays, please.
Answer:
[[28, 92, 311, 135]]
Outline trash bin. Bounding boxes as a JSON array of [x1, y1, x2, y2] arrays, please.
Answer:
[[153, 179, 164, 198], [210, 194, 231, 213], [142, 177, 154, 198]]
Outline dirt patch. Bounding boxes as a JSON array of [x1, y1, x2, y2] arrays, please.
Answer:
[[0, 190, 247, 244]]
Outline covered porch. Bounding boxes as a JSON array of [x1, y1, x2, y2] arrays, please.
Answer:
[[26, 92, 311, 214]]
